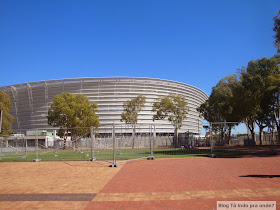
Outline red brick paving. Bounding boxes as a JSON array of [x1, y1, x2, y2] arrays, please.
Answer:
[[1, 157, 280, 209], [86, 197, 280, 210], [86, 157, 280, 209], [100, 157, 280, 193]]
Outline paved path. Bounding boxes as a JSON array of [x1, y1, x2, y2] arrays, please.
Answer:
[[0, 157, 279, 209]]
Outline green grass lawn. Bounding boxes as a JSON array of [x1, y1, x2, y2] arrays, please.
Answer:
[[0, 147, 213, 162], [2, 147, 276, 162]]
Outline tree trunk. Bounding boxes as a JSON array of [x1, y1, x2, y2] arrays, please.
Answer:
[[228, 125, 232, 145], [220, 126, 225, 145], [259, 128, 263, 146], [63, 139, 66, 150], [71, 132, 75, 150], [246, 123, 250, 139], [271, 96, 280, 144], [63, 131, 67, 150], [276, 118, 280, 144], [174, 125, 178, 148], [251, 132, 255, 144], [256, 121, 264, 146], [277, 127, 280, 144], [246, 118, 255, 143], [132, 124, 135, 149], [272, 110, 280, 144]]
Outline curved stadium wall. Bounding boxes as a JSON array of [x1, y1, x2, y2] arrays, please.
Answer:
[[0, 77, 208, 134]]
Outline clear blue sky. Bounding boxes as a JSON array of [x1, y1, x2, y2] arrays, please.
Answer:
[[0, 0, 279, 96]]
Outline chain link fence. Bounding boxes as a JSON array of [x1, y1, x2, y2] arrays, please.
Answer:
[[3, 123, 279, 164], [0, 124, 214, 165], [205, 122, 280, 157], [0, 124, 156, 165], [210, 134, 280, 157], [0, 134, 29, 160]]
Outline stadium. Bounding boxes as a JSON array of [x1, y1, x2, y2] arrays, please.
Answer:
[[0, 77, 208, 135]]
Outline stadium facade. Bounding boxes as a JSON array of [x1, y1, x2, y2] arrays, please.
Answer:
[[0, 77, 208, 134]]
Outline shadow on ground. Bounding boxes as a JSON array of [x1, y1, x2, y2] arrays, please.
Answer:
[[240, 175, 280, 178], [214, 151, 279, 158]]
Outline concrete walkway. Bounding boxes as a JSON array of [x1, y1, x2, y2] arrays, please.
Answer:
[[0, 157, 279, 209]]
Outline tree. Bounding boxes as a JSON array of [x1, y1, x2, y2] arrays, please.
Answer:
[[197, 98, 228, 142], [152, 94, 188, 148], [197, 97, 227, 141], [266, 69, 280, 144], [121, 94, 146, 149], [198, 74, 244, 144], [0, 90, 15, 134], [273, 10, 280, 53], [47, 92, 99, 148], [241, 57, 280, 145]]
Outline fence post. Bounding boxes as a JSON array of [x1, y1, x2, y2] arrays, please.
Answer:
[[210, 123, 216, 158], [269, 128, 276, 155], [111, 123, 118, 167], [33, 129, 41, 162], [148, 124, 155, 160], [89, 126, 96, 161], [53, 130, 58, 157], [24, 136, 27, 157]]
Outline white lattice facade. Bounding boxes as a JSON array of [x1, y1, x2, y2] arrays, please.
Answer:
[[1, 77, 208, 134]]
